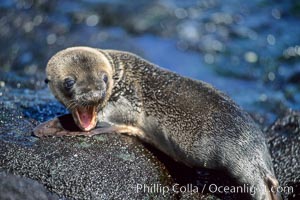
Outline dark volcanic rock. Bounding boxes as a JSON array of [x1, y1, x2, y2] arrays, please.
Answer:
[[0, 172, 59, 200], [0, 135, 175, 199], [0, 103, 176, 200], [267, 110, 300, 200]]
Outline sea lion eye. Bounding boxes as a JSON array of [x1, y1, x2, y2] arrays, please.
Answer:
[[63, 78, 75, 90], [103, 74, 108, 84]]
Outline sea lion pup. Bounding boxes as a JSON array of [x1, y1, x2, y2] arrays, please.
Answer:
[[34, 46, 281, 200]]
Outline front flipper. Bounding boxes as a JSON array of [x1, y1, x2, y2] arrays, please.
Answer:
[[33, 114, 85, 137], [33, 114, 145, 138], [265, 174, 282, 200]]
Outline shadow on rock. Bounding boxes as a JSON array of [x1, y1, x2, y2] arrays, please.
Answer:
[[0, 172, 60, 200]]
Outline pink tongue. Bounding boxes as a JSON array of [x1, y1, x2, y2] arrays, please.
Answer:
[[78, 108, 93, 128]]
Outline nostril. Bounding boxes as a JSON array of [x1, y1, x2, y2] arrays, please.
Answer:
[[90, 92, 104, 101], [92, 92, 100, 99]]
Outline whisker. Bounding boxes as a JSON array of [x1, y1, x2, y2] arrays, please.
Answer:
[[66, 100, 77, 110]]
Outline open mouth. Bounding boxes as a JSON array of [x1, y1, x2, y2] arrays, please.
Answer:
[[73, 106, 97, 131]]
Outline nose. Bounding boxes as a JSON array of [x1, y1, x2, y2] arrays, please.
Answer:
[[90, 91, 101, 98], [77, 91, 104, 104]]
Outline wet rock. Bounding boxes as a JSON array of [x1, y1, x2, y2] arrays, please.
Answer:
[[287, 71, 300, 84], [0, 172, 59, 200], [0, 70, 46, 90], [0, 102, 36, 146], [267, 110, 300, 199]]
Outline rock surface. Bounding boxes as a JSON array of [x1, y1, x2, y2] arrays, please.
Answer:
[[267, 110, 300, 199], [0, 103, 178, 200]]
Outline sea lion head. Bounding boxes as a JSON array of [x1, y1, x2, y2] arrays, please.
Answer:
[[45, 46, 114, 131]]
